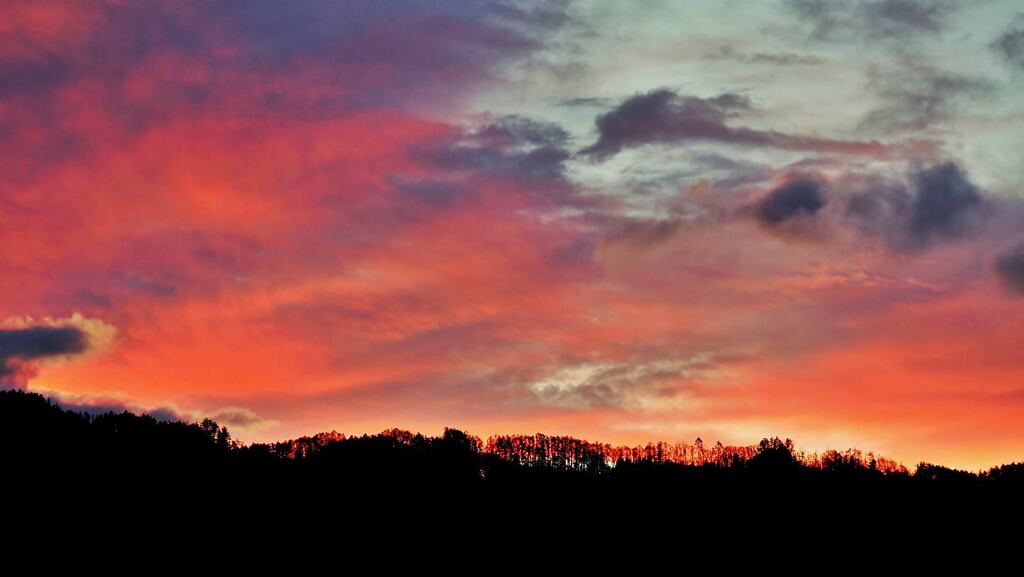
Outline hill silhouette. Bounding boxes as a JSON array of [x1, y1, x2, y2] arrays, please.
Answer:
[[4, 388, 1023, 520]]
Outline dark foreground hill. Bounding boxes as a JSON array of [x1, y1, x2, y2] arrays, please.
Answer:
[[3, 388, 1024, 523]]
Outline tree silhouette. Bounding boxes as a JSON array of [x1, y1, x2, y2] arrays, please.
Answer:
[[4, 388, 1021, 508]]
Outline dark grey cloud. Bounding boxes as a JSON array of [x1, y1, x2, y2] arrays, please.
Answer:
[[840, 161, 985, 250], [787, 0, 957, 41], [557, 96, 617, 108], [472, 114, 571, 154], [0, 53, 71, 100], [403, 115, 583, 212], [0, 326, 88, 386], [0, 326, 87, 363], [907, 161, 982, 244], [993, 15, 1024, 71], [391, 178, 476, 208], [756, 179, 827, 226], [581, 89, 749, 159], [417, 115, 571, 180], [995, 244, 1024, 295], [582, 89, 887, 160]]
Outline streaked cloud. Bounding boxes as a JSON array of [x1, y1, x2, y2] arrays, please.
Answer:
[[581, 89, 889, 160]]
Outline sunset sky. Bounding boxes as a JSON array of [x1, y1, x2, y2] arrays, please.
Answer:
[[3, 0, 1024, 470]]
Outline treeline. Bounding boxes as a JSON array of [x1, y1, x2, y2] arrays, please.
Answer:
[[258, 426, 907, 475], [482, 433, 907, 474], [3, 389, 1022, 493]]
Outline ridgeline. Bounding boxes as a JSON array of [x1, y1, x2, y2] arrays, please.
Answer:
[[4, 389, 1023, 510]]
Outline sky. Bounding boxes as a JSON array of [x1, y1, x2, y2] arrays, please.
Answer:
[[2, 0, 1024, 470]]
